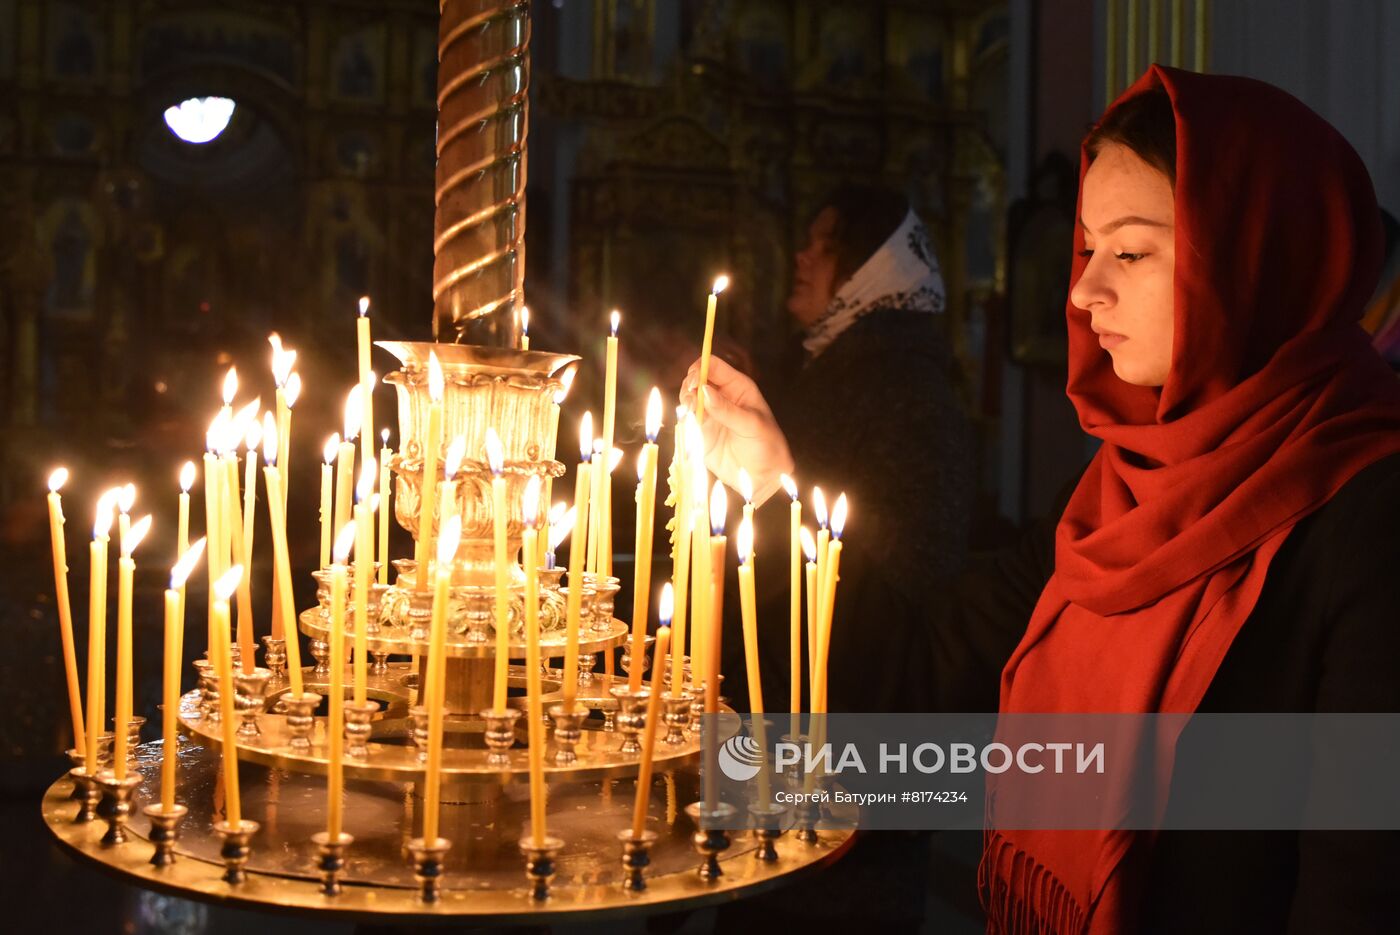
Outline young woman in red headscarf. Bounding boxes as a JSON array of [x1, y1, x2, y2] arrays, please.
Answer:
[[682, 65, 1400, 933]]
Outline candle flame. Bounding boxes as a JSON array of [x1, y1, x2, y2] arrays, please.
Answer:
[[579, 411, 594, 461], [522, 475, 542, 525], [232, 399, 260, 449], [484, 427, 505, 476], [207, 411, 230, 453], [609, 309, 620, 336], [93, 490, 117, 539], [831, 493, 848, 538], [358, 295, 370, 317], [519, 305, 529, 336], [659, 581, 674, 625], [553, 365, 576, 405], [712, 275, 730, 295], [381, 427, 390, 447], [261, 413, 278, 464], [244, 412, 263, 452], [800, 526, 817, 563], [124, 514, 153, 556], [607, 446, 623, 476], [221, 367, 238, 405], [645, 387, 663, 442], [48, 467, 69, 493], [343, 385, 363, 441], [548, 504, 574, 552], [214, 564, 244, 602], [333, 521, 357, 564], [737, 515, 753, 564], [710, 480, 727, 535], [812, 486, 828, 529], [180, 461, 196, 492], [427, 351, 444, 402], [171, 537, 207, 589], [780, 473, 797, 501], [737, 468, 753, 504], [636, 448, 647, 482], [270, 336, 296, 387], [285, 372, 302, 408], [268, 332, 282, 356], [118, 483, 136, 515], [357, 459, 376, 503], [444, 436, 467, 481], [367, 493, 380, 514], [436, 514, 461, 567]]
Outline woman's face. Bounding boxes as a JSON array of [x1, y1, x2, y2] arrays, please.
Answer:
[[787, 206, 841, 327], [1070, 142, 1176, 387]]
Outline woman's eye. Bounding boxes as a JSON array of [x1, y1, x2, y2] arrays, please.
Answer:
[[1114, 252, 1145, 262], [1077, 248, 1094, 259]]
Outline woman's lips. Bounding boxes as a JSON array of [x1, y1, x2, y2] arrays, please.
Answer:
[[1098, 332, 1127, 349]]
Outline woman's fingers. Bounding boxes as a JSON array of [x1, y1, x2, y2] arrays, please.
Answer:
[[701, 385, 761, 438]]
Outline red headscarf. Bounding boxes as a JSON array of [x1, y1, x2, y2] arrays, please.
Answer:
[[979, 65, 1400, 934]]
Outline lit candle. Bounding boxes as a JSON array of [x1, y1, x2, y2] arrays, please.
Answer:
[[813, 495, 847, 714], [440, 436, 467, 534], [563, 413, 593, 710], [519, 305, 530, 351], [178, 461, 195, 559], [236, 414, 262, 673], [587, 437, 604, 575], [668, 412, 693, 698], [203, 420, 226, 653], [736, 515, 771, 805], [378, 429, 392, 585], [781, 475, 801, 727], [693, 275, 729, 424], [327, 523, 356, 842], [812, 486, 830, 650], [601, 310, 620, 577], [353, 464, 375, 705], [486, 429, 511, 711], [706, 482, 727, 716], [540, 367, 575, 565], [85, 491, 117, 774], [116, 483, 135, 561], [162, 539, 206, 813], [630, 619, 671, 838], [520, 484, 547, 847], [415, 352, 445, 590], [46, 468, 84, 753], [266, 335, 294, 640], [212, 565, 245, 826], [320, 435, 339, 569], [336, 386, 362, 539], [546, 503, 572, 570], [221, 366, 238, 422], [800, 527, 819, 699], [627, 389, 662, 691], [281, 372, 300, 506], [687, 420, 711, 682], [423, 515, 462, 845], [114, 514, 151, 780], [262, 416, 304, 695], [738, 469, 755, 550], [356, 296, 375, 469]]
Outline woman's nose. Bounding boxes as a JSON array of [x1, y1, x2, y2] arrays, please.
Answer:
[[1070, 256, 1113, 312]]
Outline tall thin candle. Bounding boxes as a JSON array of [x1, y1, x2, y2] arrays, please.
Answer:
[[813, 495, 847, 714], [630, 619, 671, 837], [320, 435, 338, 568], [335, 386, 362, 539], [601, 311, 620, 576], [687, 421, 711, 680], [415, 353, 445, 590], [627, 390, 662, 691], [693, 275, 729, 424], [423, 515, 462, 845], [781, 475, 802, 728], [706, 482, 727, 715], [801, 527, 819, 698], [262, 417, 303, 694], [736, 516, 771, 805], [487, 429, 511, 711], [327, 523, 355, 841], [213, 565, 244, 825], [46, 469, 84, 752], [356, 297, 375, 469], [563, 413, 593, 709], [162, 540, 206, 813], [84, 492, 116, 774], [114, 514, 151, 780], [353, 465, 375, 705], [378, 429, 392, 584], [520, 488, 547, 846]]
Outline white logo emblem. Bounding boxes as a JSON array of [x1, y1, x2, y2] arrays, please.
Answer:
[[718, 735, 764, 781]]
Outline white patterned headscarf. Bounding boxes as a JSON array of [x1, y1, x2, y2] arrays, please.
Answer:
[[802, 208, 946, 359]]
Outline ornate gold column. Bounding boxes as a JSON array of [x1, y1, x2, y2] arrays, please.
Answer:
[[433, 0, 530, 344]]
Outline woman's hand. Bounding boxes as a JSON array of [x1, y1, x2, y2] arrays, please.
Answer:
[[680, 356, 794, 505]]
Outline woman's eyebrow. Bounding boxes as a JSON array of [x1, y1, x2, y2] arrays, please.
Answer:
[[1079, 215, 1172, 234]]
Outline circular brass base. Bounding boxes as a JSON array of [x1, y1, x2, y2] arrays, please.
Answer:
[[41, 743, 855, 922]]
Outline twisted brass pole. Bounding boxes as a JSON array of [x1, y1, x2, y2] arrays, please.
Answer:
[[434, 0, 530, 344]]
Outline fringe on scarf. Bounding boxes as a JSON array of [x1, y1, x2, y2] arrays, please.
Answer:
[[978, 828, 1088, 935]]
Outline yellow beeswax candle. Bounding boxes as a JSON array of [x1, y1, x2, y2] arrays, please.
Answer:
[[422, 515, 461, 844], [693, 275, 729, 423], [327, 523, 356, 840], [520, 490, 547, 846], [562, 413, 593, 709], [213, 565, 244, 825], [486, 429, 511, 711], [627, 390, 662, 691], [320, 435, 338, 569], [378, 429, 392, 585], [630, 623, 671, 838], [113, 514, 151, 780], [46, 469, 84, 752], [415, 353, 445, 590], [162, 539, 206, 813]]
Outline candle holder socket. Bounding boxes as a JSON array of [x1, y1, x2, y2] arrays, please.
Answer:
[[608, 685, 650, 754], [405, 836, 451, 902], [518, 835, 563, 901], [547, 702, 585, 766], [748, 802, 790, 861], [94, 769, 142, 846], [260, 636, 287, 685], [343, 699, 378, 759], [311, 830, 354, 895], [308, 637, 331, 676], [617, 827, 658, 891], [662, 691, 694, 745], [193, 659, 217, 720], [143, 802, 189, 867], [234, 667, 272, 738], [583, 574, 620, 633], [480, 706, 520, 766], [685, 801, 737, 881], [370, 649, 391, 674], [280, 691, 322, 753], [213, 818, 260, 884], [408, 704, 430, 763], [620, 634, 655, 680], [68, 766, 101, 823]]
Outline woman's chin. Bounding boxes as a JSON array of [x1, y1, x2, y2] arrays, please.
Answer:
[[1109, 355, 1167, 388]]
